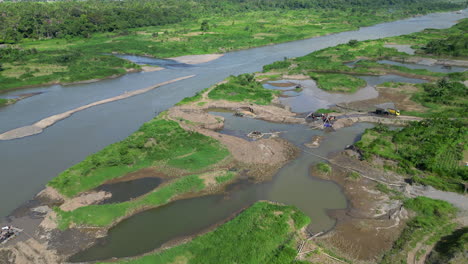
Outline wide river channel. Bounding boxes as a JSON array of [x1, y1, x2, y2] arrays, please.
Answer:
[[0, 9, 466, 261]]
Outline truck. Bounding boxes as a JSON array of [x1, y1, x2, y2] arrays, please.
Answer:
[[375, 103, 400, 116]]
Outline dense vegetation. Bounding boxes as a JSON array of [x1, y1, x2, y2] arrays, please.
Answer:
[[425, 227, 468, 264], [99, 201, 310, 264], [407, 78, 468, 117], [421, 19, 468, 57], [57, 171, 234, 228], [0, 46, 138, 91], [48, 116, 229, 197], [0, 0, 465, 91], [259, 19, 467, 100], [356, 119, 467, 192], [381, 197, 457, 263], [309, 72, 367, 93], [208, 73, 279, 105], [0, 0, 463, 43]]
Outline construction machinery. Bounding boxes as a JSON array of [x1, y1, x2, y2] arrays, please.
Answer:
[[375, 103, 400, 116]]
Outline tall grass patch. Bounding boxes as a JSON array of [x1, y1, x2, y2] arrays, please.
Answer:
[[208, 73, 278, 105], [48, 117, 229, 197], [309, 72, 366, 93]]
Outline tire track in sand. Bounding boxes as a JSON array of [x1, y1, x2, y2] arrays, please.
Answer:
[[0, 75, 195, 141]]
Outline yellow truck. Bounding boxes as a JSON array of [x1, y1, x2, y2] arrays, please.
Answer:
[[375, 103, 400, 116]]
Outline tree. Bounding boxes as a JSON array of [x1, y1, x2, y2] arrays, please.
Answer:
[[348, 39, 359, 47], [200, 20, 209, 32]]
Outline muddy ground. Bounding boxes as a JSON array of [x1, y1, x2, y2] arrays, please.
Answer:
[[306, 150, 409, 263], [335, 83, 427, 113]]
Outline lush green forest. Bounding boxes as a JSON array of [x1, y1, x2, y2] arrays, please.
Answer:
[[0, 0, 463, 43], [0, 0, 465, 91]]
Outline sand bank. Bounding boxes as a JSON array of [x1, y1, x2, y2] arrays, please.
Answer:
[[168, 54, 224, 64], [0, 75, 195, 141]]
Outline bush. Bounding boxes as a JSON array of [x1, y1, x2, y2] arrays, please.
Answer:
[[317, 162, 331, 174]]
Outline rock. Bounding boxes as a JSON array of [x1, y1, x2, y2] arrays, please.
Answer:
[[304, 136, 323, 148], [31, 206, 51, 215]]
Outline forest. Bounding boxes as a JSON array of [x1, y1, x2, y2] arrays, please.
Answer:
[[0, 0, 464, 43]]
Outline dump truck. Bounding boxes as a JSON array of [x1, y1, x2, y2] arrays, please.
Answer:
[[375, 103, 400, 116]]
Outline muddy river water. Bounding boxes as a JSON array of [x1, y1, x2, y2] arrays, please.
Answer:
[[0, 9, 467, 262], [70, 115, 373, 262], [0, 11, 466, 217]]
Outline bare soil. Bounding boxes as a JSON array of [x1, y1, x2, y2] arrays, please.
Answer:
[[336, 83, 427, 113], [167, 103, 300, 181], [312, 151, 409, 262], [59, 191, 111, 212]]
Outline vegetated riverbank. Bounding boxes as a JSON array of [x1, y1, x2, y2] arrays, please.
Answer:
[[0, 3, 464, 92], [99, 201, 311, 264], [2, 18, 467, 264], [260, 18, 467, 98], [0, 73, 302, 263]]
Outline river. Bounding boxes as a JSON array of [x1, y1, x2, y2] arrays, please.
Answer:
[[0, 10, 466, 226]]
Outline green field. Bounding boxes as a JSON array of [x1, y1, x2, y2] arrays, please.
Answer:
[[99, 201, 310, 264], [48, 116, 230, 197]]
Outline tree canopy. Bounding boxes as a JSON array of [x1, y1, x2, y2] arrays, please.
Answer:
[[0, 0, 464, 43]]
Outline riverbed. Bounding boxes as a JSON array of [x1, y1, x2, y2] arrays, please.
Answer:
[[0, 9, 466, 252], [69, 113, 372, 262]]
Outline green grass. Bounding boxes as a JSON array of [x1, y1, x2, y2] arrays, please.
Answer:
[[315, 108, 338, 114], [215, 171, 235, 184], [176, 88, 209, 106], [0, 98, 15, 107], [355, 119, 467, 193], [0, 49, 139, 92], [2, 8, 460, 91], [380, 197, 457, 264], [309, 72, 367, 93], [48, 117, 230, 197], [56, 174, 209, 229], [208, 73, 279, 105], [347, 171, 361, 180], [261, 20, 468, 96], [99, 201, 310, 264], [316, 162, 332, 174]]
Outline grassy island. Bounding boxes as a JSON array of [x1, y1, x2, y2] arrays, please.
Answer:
[[49, 116, 230, 197]]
